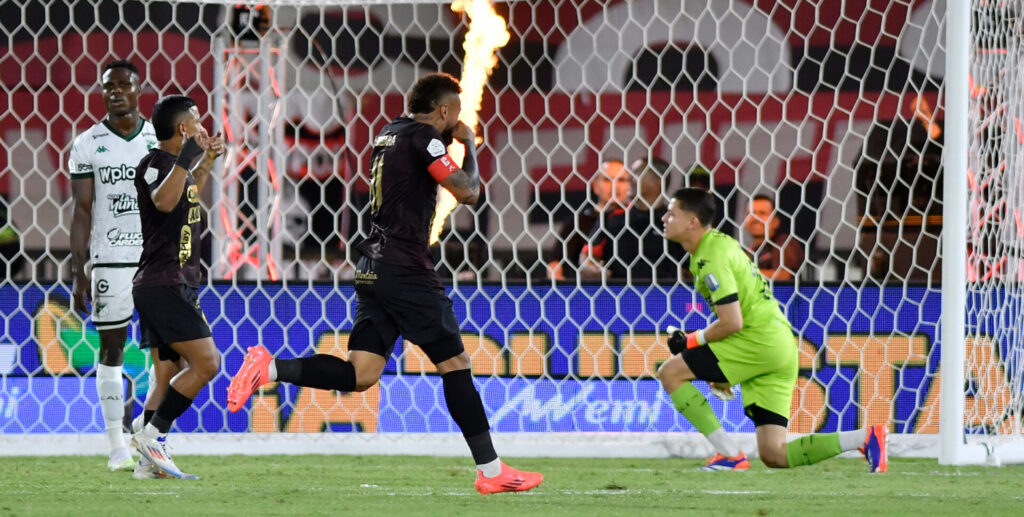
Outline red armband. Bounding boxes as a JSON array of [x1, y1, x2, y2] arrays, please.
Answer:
[[427, 154, 459, 182]]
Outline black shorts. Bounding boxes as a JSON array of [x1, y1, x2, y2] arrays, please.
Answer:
[[351, 257, 463, 364], [680, 345, 728, 383], [133, 284, 212, 362]]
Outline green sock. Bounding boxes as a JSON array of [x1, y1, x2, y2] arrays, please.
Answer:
[[785, 433, 842, 467], [669, 383, 722, 435]]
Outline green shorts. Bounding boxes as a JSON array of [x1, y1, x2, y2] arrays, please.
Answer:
[[708, 323, 798, 420]]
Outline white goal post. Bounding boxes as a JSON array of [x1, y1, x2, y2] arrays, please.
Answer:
[[940, 0, 1024, 466], [0, 0, 1022, 464]]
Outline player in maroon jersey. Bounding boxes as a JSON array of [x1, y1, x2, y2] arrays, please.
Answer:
[[227, 73, 543, 495]]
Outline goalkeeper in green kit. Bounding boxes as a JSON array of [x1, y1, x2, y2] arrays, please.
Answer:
[[658, 188, 887, 472]]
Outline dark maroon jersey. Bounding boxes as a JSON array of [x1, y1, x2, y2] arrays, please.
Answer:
[[132, 148, 204, 288], [355, 117, 459, 270]]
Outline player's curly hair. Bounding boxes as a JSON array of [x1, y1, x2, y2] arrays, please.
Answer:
[[152, 95, 197, 141], [103, 59, 140, 78], [672, 187, 716, 226], [408, 73, 461, 114]]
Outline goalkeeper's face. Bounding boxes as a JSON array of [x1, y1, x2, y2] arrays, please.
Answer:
[[101, 67, 141, 117], [662, 199, 702, 250]]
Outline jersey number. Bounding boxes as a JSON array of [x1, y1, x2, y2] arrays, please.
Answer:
[[369, 153, 384, 211]]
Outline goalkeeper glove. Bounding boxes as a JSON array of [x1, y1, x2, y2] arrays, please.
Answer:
[[666, 326, 707, 355], [175, 136, 205, 172], [709, 383, 736, 401]]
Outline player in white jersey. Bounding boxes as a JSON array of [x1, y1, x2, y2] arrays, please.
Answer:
[[69, 60, 174, 474]]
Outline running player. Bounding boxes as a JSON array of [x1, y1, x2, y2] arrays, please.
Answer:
[[658, 188, 887, 472], [226, 73, 543, 495]]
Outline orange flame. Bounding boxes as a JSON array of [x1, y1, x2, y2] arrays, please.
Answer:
[[429, 0, 510, 245]]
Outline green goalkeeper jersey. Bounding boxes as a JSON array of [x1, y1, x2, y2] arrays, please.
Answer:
[[688, 229, 791, 335]]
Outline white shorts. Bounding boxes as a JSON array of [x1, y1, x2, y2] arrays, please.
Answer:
[[91, 266, 138, 330]]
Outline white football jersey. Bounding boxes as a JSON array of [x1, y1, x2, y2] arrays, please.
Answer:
[[67, 119, 158, 264]]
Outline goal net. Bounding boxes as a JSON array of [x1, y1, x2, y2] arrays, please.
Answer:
[[0, 0, 1021, 463], [945, 0, 1024, 464]]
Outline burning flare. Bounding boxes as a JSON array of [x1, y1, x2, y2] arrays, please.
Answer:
[[429, 0, 510, 245]]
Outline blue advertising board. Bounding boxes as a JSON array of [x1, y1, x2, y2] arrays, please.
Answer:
[[0, 283, 1016, 435]]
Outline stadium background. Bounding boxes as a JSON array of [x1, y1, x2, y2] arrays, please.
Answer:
[[1, 0, 1014, 457]]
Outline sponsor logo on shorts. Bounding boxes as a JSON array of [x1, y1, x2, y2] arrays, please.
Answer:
[[96, 279, 110, 293], [704, 273, 720, 292], [98, 164, 136, 184], [106, 228, 143, 247], [354, 270, 378, 285], [108, 193, 139, 217]]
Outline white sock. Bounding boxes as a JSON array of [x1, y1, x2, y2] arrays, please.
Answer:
[[838, 429, 868, 451], [268, 359, 278, 382], [478, 458, 502, 478], [97, 364, 127, 451], [143, 422, 165, 438], [707, 428, 742, 458]]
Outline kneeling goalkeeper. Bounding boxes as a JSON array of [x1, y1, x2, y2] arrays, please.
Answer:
[[658, 188, 887, 473]]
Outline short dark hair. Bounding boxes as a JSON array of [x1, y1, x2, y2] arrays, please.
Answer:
[[151, 95, 197, 140], [672, 187, 716, 226], [687, 163, 711, 190], [633, 157, 671, 189], [751, 193, 775, 208], [408, 73, 461, 114], [103, 60, 140, 79]]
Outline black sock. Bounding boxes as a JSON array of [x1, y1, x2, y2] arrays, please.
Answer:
[[150, 387, 192, 434], [276, 355, 356, 392], [442, 369, 498, 464], [143, 409, 155, 425]]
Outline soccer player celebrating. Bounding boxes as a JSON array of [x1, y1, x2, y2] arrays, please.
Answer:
[[69, 60, 160, 472], [658, 188, 887, 472], [227, 73, 544, 495], [130, 95, 224, 479]]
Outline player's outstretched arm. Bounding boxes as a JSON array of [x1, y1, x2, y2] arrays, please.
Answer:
[[438, 122, 480, 205]]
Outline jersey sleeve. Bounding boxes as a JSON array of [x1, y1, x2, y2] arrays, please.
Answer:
[[67, 135, 93, 180], [413, 126, 458, 182], [139, 153, 175, 199], [696, 253, 739, 305]]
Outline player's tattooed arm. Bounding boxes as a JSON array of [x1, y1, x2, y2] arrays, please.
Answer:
[[439, 122, 480, 205], [442, 167, 480, 205]]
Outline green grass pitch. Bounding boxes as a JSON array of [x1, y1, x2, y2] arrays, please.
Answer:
[[2, 455, 1021, 516]]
